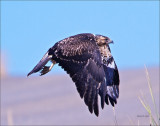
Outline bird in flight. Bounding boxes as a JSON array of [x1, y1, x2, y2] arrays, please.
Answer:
[[27, 33, 120, 116]]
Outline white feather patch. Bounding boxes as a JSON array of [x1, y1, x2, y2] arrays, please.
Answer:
[[108, 61, 115, 69]]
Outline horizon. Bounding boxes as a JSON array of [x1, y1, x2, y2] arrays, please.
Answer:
[[1, 1, 159, 76]]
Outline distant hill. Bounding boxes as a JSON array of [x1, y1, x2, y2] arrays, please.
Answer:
[[1, 67, 159, 125]]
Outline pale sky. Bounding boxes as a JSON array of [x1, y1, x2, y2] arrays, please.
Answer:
[[1, 1, 159, 76]]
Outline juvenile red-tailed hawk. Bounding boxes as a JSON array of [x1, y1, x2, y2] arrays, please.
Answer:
[[28, 33, 120, 116]]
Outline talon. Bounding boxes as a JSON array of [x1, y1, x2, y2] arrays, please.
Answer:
[[40, 61, 56, 76], [40, 66, 50, 75], [43, 66, 49, 72]]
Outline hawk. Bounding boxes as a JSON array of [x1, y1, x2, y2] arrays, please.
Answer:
[[27, 33, 120, 116]]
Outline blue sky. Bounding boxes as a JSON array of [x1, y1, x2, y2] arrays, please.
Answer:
[[1, 1, 159, 76]]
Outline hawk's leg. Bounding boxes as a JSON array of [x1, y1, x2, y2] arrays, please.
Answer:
[[40, 60, 56, 76]]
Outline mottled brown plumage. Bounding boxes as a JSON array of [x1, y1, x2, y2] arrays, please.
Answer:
[[28, 33, 120, 116]]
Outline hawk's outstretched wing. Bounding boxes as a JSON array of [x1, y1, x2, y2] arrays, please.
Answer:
[[103, 56, 120, 107], [47, 33, 119, 116]]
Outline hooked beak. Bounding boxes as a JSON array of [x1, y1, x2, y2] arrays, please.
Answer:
[[107, 40, 114, 44]]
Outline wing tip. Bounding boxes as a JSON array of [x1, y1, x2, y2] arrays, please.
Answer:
[[94, 107, 99, 117]]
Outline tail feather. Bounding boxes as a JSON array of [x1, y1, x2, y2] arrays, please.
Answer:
[[27, 51, 52, 77]]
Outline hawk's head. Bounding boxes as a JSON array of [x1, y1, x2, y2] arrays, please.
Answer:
[[95, 35, 113, 46]]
